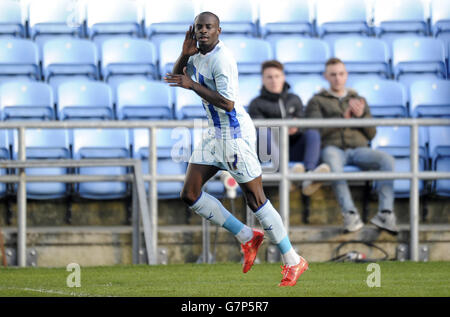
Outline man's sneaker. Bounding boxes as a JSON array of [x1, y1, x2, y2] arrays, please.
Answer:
[[370, 210, 399, 235], [302, 163, 331, 196], [241, 229, 264, 273], [279, 256, 309, 287], [343, 210, 364, 233], [290, 163, 305, 191]]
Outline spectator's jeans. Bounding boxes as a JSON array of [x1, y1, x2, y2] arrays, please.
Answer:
[[321, 145, 395, 214], [289, 129, 321, 171]]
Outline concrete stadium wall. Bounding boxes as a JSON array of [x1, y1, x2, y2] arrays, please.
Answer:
[[0, 185, 449, 267]]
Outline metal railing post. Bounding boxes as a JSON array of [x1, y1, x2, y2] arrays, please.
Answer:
[[17, 127, 26, 267], [201, 218, 210, 263], [279, 125, 289, 231], [410, 122, 420, 261], [131, 180, 140, 264], [148, 127, 158, 265]]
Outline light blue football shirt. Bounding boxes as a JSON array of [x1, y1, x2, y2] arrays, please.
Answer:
[[186, 41, 255, 140]]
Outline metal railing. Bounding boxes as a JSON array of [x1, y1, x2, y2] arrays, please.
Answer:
[[0, 118, 449, 266]]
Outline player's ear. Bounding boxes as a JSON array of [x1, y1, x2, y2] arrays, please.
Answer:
[[217, 26, 222, 35]]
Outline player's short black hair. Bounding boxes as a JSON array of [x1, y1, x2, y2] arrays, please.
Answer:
[[195, 11, 220, 27]]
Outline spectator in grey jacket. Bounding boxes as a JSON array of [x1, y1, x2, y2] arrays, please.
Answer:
[[249, 60, 329, 196], [306, 58, 398, 234]]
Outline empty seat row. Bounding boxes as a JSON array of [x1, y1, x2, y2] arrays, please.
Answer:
[[0, 37, 157, 83], [372, 125, 450, 197], [0, 127, 223, 200], [1, 76, 450, 121], [0, 77, 449, 121], [0, 35, 449, 88], [0, 80, 169, 121], [1, 0, 449, 39]]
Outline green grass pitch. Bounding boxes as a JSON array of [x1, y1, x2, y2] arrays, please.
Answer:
[[0, 262, 449, 297]]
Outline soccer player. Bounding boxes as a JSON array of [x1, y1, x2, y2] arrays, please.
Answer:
[[164, 12, 308, 287]]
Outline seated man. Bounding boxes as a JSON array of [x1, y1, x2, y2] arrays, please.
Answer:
[[305, 58, 398, 234], [249, 60, 329, 196]]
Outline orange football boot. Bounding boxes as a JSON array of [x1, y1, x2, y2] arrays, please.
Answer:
[[279, 256, 309, 286], [241, 229, 264, 273]]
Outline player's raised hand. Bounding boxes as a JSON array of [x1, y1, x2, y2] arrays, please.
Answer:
[[164, 67, 194, 90], [182, 25, 199, 57]]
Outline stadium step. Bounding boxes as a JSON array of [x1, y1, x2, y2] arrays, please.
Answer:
[[1, 224, 450, 267]]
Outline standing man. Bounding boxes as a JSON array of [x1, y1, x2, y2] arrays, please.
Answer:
[[249, 60, 330, 196], [306, 58, 398, 234], [164, 12, 308, 286]]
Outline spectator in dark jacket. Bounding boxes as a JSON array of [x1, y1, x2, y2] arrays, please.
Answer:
[[249, 60, 329, 196]]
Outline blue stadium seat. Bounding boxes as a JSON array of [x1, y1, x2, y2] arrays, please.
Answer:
[[0, 130, 9, 197], [428, 126, 450, 196], [431, 0, 450, 36], [157, 35, 185, 77], [392, 37, 447, 81], [0, 39, 40, 81], [409, 79, 450, 117], [259, 0, 314, 37], [12, 129, 70, 199], [238, 75, 261, 111], [288, 75, 329, 106], [101, 38, 157, 82], [316, 0, 371, 38], [350, 79, 407, 117], [86, 0, 142, 39], [174, 87, 205, 120], [221, 37, 272, 75], [132, 128, 190, 198], [199, 0, 257, 36], [0, 81, 54, 120], [371, 126, 427, 197], [42, 38, 99, 82], [144, 0, 196, 38], [57, 81, 114, 120], [334, 36, 390, 78], [73, 128, 130, 199], [0, 0, 25, 37], [374, 0, 428, 37], [273, 37, 330, 75], [28, 0, 84, 41], [117, 80, 173, 120]]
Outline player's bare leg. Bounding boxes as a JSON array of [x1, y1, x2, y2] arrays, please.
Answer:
[[181, 163, 256, 268], [181, 163, 221, 206]]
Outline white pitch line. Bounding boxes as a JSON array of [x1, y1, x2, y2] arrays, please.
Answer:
[[0, 286, 112, 297]]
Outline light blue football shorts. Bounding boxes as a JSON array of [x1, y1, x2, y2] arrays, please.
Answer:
[[189, 129, 262, 184]]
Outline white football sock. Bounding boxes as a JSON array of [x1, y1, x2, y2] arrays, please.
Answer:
[[235, 225, 253, 244], [282, 248, 301, 266], [189, 191, 250, 243]]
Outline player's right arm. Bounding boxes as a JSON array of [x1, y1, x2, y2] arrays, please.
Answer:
[[172, 26, 198, 75]]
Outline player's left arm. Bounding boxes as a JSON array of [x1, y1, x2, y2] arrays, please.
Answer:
[[164, 67, 235, 112]]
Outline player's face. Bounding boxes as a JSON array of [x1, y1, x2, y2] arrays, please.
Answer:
[[194, 15, 221, 49], [324, 62, 348, 93], [262, 67, 285, 94]]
